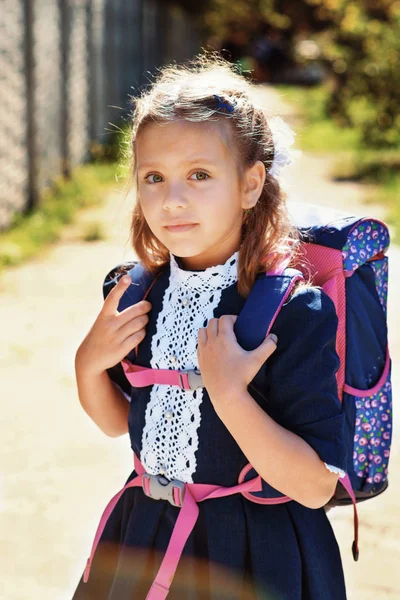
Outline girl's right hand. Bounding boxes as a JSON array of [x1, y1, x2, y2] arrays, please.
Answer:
[[76, 275, 152, 376]]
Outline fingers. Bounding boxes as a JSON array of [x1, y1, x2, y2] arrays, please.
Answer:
[[122, 327, 147, 353], [198, 315, 237, 346], [197, 327, 207, 346], [119, 312, 150, 339], [103, 274, 152, 318], [198, 317, 220, 345], [217, 314, 237, 332], [119, 299, 152, 322], [206, 318, 219, 337], [116, 309, 150, 357], [268, 333, 278, 346], [102, 274, 132, 315], [252, 333, 278, 365]]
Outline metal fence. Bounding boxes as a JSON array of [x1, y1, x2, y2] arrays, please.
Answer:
[[0, 0, 200, 231]]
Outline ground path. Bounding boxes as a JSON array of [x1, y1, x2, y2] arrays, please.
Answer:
[[0, 85, 398, 599]]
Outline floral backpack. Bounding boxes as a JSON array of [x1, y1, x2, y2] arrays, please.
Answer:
[[288, 203, 392, 559], [291, 206, 391, 470], [103, 203, 392, 563]]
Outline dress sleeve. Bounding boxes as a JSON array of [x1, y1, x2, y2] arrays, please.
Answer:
[[263, 285, 347, 473], [101, 264, 135, 401]]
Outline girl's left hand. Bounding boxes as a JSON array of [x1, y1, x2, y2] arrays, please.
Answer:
[[197, 315, 278, 407]]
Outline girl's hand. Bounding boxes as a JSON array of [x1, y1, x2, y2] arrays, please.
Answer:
[[76, 275, 152, 376], [197, 315, 277, 406]]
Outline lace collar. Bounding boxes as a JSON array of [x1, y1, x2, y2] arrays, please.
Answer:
[[169, 250, 239, 293]]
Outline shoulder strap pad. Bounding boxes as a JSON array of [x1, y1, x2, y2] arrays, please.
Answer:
[[111, 263, 303, 352], [234, 268, 304, 351], [116, 262, 155, 313]]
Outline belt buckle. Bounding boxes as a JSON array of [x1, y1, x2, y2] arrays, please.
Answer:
[[178, 369, 204, 390], [143, 473, 186, 507]]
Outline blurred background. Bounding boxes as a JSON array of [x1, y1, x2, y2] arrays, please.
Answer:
[[0, 1, 399, 599]]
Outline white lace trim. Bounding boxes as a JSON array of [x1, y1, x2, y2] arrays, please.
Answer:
[[140, 251, 239, 483], [324, 463, 346, 478], [169, 252, 240, 292]]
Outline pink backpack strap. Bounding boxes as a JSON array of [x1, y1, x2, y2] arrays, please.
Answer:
[[83, 454, 293, 598], [121, 361, 204, 391], [338, 474, 360, 561], [296, 243, 346, 402]]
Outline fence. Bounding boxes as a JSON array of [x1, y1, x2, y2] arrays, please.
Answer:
[[0, 0, 200, 231]]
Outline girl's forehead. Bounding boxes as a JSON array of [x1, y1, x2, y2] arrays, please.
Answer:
[[136, 119, 233, 167]]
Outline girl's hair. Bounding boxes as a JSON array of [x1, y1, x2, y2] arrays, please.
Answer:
[[127, 51, 307, 298]]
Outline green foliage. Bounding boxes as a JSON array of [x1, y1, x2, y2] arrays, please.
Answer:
[[204, 0, 400, 148], [276, 84, 361, 151], [82, 221, 106, 242], [331, 149, 400, 243], [89, 122, 132, 178], [332, 150, 400, 182], [281, 82, 400, 242], [0, 164, 118, 270], [318, 1, 400, 148]]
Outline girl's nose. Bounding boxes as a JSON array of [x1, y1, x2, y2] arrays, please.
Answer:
[[163, 182, 189, 210]]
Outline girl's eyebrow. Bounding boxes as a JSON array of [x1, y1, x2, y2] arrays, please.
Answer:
[[137, 157, 216, 171]]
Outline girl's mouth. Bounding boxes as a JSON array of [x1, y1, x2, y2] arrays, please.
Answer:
[[164, 224, 199, 232]]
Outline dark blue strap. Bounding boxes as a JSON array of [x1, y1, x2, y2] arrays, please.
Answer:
[[233, 268, 303, 351], [118, 263, 302, 351], [116, 262, 155, 313]]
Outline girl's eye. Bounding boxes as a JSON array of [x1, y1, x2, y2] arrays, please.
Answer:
[[145, 174, 163, 184], [190, 171, 209, 181], [145, 171, 209, 184]]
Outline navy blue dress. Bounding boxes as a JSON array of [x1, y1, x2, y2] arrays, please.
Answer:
[[72, 259, 347, 600]]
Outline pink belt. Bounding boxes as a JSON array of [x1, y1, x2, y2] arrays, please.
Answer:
[[83, 454, 292, 599]]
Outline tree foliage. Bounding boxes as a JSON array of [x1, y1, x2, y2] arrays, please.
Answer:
[[312, 0, 400, 148], [181, 0, 400, 148]]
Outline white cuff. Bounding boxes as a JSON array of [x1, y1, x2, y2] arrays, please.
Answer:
[[324, 463, 346, 479]]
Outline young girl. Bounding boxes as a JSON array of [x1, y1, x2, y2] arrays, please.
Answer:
[[72, 54, 347, 599]]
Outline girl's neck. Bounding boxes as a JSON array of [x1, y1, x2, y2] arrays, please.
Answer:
[[172, 245, 241, 272]]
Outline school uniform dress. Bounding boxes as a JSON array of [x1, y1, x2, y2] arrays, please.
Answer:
[[72, 250, 348, 600]]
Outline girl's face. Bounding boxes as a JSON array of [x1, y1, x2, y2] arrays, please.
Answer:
[[136, 119, 263, 270]]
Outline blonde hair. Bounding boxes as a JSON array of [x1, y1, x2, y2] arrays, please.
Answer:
[[126, 51, 305, 298]]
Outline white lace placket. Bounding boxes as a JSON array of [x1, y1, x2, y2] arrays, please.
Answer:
[[140, 251, 239, 483]]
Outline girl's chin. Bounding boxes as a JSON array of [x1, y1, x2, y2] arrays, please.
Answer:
[[167, 246, 204, 258], [160, 238, 203, 257]]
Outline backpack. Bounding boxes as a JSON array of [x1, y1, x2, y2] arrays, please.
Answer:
[[103, 203, 392, 562], [288, 203, 392, 497]]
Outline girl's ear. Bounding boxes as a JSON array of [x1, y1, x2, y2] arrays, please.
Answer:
[[241, 160, 266, 210]]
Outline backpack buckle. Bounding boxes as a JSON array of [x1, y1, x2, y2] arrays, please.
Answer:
[[142, 473, 186, 507], [178, 369, 204, 390]]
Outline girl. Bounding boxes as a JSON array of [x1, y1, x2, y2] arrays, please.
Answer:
[[72, 53, 347, 599]]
